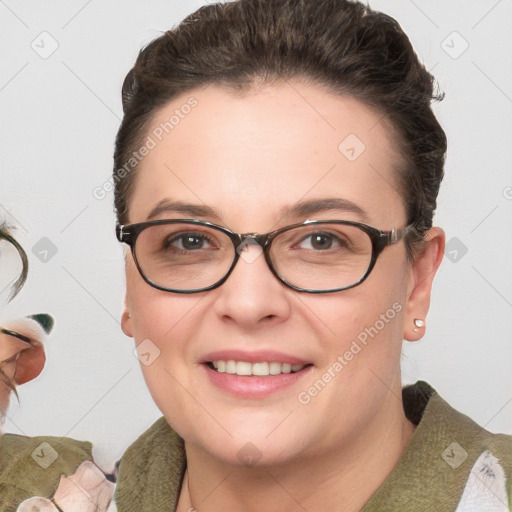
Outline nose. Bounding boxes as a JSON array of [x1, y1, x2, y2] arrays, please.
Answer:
[[212, 242, 292, 329]]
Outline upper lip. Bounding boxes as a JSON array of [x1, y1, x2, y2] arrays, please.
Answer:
[[200, 349, 311, 365]]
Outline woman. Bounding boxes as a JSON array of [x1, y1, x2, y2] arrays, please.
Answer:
[[113, 0, 511, 510]]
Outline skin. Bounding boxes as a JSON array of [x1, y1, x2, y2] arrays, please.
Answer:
[[121, 79, 445, 512], [0, 321, 46, 421]]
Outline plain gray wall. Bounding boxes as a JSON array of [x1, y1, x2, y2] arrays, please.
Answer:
[[1, 0, 511, 469]]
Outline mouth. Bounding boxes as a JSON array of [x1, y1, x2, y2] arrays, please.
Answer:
[[205, 360, 312, 376], [199, 350, 314, 397], [200, 353, 314, 398]]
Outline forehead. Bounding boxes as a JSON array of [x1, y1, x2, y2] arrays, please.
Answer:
[[128, 80, 406, 229]]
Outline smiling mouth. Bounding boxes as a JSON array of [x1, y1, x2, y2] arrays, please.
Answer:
[[206, 360, 312, 376]]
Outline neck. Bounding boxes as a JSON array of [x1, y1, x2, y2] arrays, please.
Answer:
[[178, 390, 416, 512]]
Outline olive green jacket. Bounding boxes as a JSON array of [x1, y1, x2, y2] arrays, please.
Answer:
[[115, 381, 512, 511], [0, 433, 93, 511]]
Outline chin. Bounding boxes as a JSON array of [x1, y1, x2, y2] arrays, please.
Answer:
[[177, 414, 311, 468], [200, 436, 304, 468]]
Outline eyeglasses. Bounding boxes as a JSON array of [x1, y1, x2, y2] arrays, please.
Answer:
[[116, 219, 414, 294]]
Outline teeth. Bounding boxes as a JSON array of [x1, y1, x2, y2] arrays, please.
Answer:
[[252, 362, 269, 376], [269, 362, 282, 375], [236, 361, 252, 376], [210, 360, 306, 376]]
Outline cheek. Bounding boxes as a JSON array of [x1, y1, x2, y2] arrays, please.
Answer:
[[125, 258, 199, 343], [308, 253, 409, 377], [290, 273, 408, 446], [306, 292, 405, 371], [125, 260, 208, 419]]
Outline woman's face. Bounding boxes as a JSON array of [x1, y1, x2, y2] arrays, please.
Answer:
[[121, 80, 441, 466]]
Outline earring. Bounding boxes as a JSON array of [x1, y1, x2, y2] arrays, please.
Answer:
[[413, 318, 425, 332]]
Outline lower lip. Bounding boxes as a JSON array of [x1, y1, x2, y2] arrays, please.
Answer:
[[202, 364, 313, 399]]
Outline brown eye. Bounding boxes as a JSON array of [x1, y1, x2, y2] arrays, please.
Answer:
[[309, 234, 333, 250], [168, 233, 210, 251], [297, 232, 346, 251]]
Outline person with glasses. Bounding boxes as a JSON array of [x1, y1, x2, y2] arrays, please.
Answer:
[[112, 1, 512, 510]]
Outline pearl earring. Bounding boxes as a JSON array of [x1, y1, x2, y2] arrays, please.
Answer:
[[413, 318, 425, 332]]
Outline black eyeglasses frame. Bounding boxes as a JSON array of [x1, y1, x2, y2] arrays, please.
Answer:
[[116, 218, 414, 294]]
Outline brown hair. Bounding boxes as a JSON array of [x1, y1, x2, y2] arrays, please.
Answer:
[[0, 222, 28, 301], [113, 0, 446, 253]]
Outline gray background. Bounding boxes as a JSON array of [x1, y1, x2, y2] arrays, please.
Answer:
[[1, 0, 511, 469]]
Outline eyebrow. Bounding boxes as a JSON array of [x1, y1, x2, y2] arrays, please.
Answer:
[[279, 198, 369, 222], [146, 199, 221, 221], [146, 197, 369, 224]]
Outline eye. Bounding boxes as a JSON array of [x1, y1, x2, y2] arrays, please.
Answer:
[[166, 232, 213, 251], [298, 232, 346, 251]]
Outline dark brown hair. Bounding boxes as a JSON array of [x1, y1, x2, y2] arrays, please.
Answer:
[[113, 0, 446, 253], [0, 222, 28, 302]]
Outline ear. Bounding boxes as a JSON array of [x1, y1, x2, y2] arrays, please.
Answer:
[[0, 318, 47, 385], [0, 334, 32, 381], [403, 227, 445, 341], [121, 296, 133, 338], [13, 342, 46, 385]]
